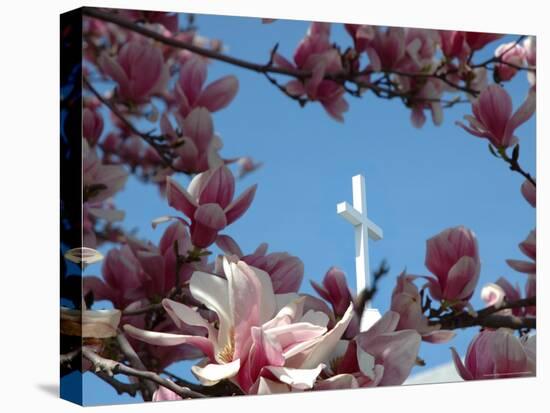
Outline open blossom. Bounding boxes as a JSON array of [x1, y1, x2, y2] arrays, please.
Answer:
[[83, 107, 104, 146], [390, 273, 455, 343], [494, 42, 526, 81], [424, 226, 480, 305], [124, 257, 354, 393], [521, 179, 536, 207], [346, 25, 406, 71], [316, 311, 421, 389], [166, 166, 257, 248], [456, 84, 536, 148], [438, 30, 469, 62], [506, 229, 536, 275], [274, 22, 348, 121], [175, 56, 239, 117], [451, 329, 535, 380], [99, 40, 165, 103]]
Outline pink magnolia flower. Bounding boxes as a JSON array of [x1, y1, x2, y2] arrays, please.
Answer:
[[274, 23, 348, 121], [124, 257, 354, 393], [347, 25, 406, 71], [438, 30, 469, 62], [83, 140, 128, 203], [160, 108, 222, 174], [408, 78, 445, 128], [451, 329, 534, 380], [83, 107, 104, 146], [99, 40, 165, 103], [152, 386, 183, 402], [494, 42, 526, 81], [310, 267, 359, 338], [481, 276, 535, 317], [424, 226, 480, 305], [390, 273, 455, 343], [166, 166, 257, 248], [521, 179, 536, 207], [464, 32, 503, 51], [506, 229, 536, 275], [456, 84, 536, 148], [175, 56, 239, 117], [84, 245, 149, 310], [236, 156, 263, 179], [316, 311, 421, 388]]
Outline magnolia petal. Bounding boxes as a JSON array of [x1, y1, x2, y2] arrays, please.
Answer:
[[255, 377, 290, 394], [198, 76, 239, 112], [192, 359, 241, 385], [265, 364, 324, 390], [166, 177, 197, 218], [422, 329, 456, 344], [225, 185, 258, 225], [315, 374, 359, 390], [300, 304, 354, 369], [451, 347, 473, 380], [123, 324, 214, 358]]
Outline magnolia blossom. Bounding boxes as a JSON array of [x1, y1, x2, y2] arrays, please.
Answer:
[[521, 179, 536, 207], [176, 56, 239, 117], [160, 108, 223, 174], [346, 25, 406, 71], [456, 84, 536, 148], [316, 311, 421, 389], [438, 30, 469, 62], [464, 32, 503, 51], [124, 257, 355, 393], [390, 273, 455, 343], [236, 156, 263, 179], [451, 329, 535, 380], [506, 229, 536, 275], [83, 107, 104, 146], [494, 42, 526, 81], [274, 22, 348, 121], [99, 40, 165, 103], [481, 276, 535, 317], [83, 139, 128, 203], [424, 226, 480, 305], [166, 166, 257, 248], [84, 221, 196, 309], [311, 267, 359, 338]]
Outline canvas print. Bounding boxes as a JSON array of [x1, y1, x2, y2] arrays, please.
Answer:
[[60, 6, 536, 406]]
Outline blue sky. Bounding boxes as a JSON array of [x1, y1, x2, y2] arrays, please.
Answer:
[[77, 13, 535, 405]]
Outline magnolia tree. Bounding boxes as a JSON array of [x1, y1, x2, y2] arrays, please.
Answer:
[[62, 7, 536, 401]]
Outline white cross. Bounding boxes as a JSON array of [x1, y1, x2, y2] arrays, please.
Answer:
[[337, 174, 383, 331]]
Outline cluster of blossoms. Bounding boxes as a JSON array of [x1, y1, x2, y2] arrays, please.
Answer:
[[75, 8, 536, 403]]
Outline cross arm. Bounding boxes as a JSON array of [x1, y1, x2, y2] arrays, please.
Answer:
[[336, 202, 384, 240]]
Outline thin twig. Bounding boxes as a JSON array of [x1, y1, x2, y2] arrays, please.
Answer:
[[95, 371, 140, 397], [82, 347, 206, 399]]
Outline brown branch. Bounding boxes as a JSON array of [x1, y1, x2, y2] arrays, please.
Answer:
[[496, 145, 536, 187], [117, 332, 156, 399], [83, 8, 470, 109], [355, 260, 390, 319], [95, 371, 140, 397], [82, 347, 206, 399], [430, 297, 536, 330]]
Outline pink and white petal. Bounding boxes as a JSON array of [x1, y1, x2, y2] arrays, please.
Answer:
[[315, 374, 359, 390], [123, 324, 214, 358], [422, 329, 456, 344], [215, 234, 243, 257], [255, 377, 290, 394], [189, 271, 232, 345], [359, 310, 400, 345], [162, 299, 214, 335], [504, 89, 536, 140], [451, 347, 473, 380], [248, 265, 277, 323], [480, 282, 506, 307], [166, 177, 197, 218], [493, 331, 528, 378], [265, 364, 324, 390], [191, 359, 241, 385], [300, 304, 354, 369]]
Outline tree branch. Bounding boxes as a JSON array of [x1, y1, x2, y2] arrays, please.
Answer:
[[95, 371, 140, 397], [82, 347, 206, 399], [117, 332, 156, 399], [430, 296, 536, 330]]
